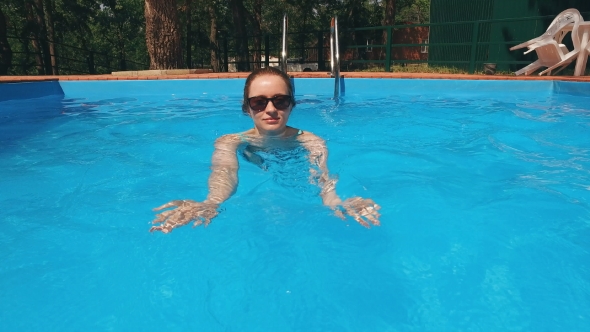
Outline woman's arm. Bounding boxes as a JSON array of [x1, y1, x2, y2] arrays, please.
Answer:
[[302, 135, 342, 207], [150, 134, 241, 233], [301, 133, 381, 228], [204, 134, 241, 204]]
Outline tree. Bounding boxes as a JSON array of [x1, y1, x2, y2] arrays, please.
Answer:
[[144, 0, 183, 69], [207, 0, 221, 71], [40, 0, 57, 74], [229, 0, 250, 71], [94, 0, 147, 71], [1, 0, 432, 75], [24, 0, 47, 74], [382, 0, 395, 37], [0, 7, 12, 74], [246, 0, 262, 69], [396, 0, 429, 24]]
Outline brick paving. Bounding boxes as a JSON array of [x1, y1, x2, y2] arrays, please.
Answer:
[[1, 71, 590, 83]]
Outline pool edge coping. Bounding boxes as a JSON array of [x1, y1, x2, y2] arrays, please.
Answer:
[[2, 72, 590, 83]]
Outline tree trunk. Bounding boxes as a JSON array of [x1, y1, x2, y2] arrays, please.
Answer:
[[42, 0, 58, 74], [0, 7, 12, 75], [381, 0, 396, 60], [382, 0, 396, 27], [33, 0, 52, 74], [248, 0, 262, 69], [25, 1, 45, 74], [118, 27, 127, 70], [229, 0, 249, 71], [208, 3, 220, 72], [144, 0, 183, 69], [185, 0, 192, 69]]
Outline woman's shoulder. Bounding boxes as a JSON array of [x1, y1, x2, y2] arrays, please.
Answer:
[[215, 133, 244, 146], [295, 129, 324, 143]]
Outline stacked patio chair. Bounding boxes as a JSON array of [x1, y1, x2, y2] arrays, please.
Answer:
[[510, 8, 584, 76]]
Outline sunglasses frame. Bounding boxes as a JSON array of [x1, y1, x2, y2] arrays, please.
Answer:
[[247, 94, 293, 112]]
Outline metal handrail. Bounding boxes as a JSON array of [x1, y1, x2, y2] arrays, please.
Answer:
[[281, 14, 288, 73], [330, 16, 341, 98]]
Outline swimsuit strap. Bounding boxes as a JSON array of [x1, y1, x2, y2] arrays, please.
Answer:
[[239, 130, 301, 141], [238, 133, 248, 143]]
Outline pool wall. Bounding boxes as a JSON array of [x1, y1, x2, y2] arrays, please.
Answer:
[[0, 80, 65, 102], [0, 79, 589, 101]]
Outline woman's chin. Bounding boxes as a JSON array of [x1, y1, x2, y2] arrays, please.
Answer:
[[257, 124, 287, 136]]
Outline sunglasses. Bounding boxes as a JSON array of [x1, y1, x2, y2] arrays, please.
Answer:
[[247, 95, 292, 112]]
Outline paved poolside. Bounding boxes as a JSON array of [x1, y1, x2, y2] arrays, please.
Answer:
[[1, 71, 590, 83]]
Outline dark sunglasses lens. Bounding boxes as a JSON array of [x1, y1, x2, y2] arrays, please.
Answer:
[[273, 96, 291, 109], [249, 97, 268, 111]]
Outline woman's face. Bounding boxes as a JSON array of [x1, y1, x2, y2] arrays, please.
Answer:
[[246, 74, 293, 136]]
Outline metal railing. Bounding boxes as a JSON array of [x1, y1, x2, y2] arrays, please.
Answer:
[[3, 35, 148, 75], [218, 12, 590, 74], [330, 17, 341, 98], [341, 11, 590, 73], [280, 14, 288, 73], [3, 12, 589, 76]]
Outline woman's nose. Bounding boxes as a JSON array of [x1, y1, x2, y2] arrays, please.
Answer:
[[264, 101, 278, 112]]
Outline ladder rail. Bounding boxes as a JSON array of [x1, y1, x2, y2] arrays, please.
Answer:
[[281, 14, 288, 73], [330, 16, 341, 98]]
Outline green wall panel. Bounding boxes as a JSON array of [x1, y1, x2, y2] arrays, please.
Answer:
[[430, 0, 590, 71]]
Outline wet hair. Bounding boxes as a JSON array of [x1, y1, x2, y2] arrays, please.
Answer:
[[241, 66, 296, 114]]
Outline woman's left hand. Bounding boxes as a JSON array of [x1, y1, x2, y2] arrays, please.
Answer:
[[149, 199, 219, 233], [333, 197, 381, 228]]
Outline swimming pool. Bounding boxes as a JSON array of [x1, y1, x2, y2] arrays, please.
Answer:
[[1, 78, 589, 330]]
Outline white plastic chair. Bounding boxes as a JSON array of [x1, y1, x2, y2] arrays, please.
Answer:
[[573, 22, 590, 76], [510, 9, 583, 76]]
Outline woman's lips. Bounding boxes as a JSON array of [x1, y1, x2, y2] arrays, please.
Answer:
[[263, 118, 279, 123]]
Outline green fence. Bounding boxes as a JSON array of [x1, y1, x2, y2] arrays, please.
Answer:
[[343, 12, 590, 73], [4, 35, 148, 75], [3, 12, 590, 75], [218, 12, 590, 74]]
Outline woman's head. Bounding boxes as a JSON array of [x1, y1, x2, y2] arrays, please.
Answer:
[[242, 66, 295, 114]]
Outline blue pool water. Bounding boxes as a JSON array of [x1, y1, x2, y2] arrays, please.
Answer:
[[1, 79, 590, 331]]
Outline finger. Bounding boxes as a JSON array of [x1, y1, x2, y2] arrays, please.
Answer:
[[363, 205, 380, 214], [193, 218, 203, 227], [333, 209, 346, 220], [358, 198, 380, 211], [357, 206, 380, 226], [365, 212, 381, 226], [152, 210, 175, 224], [153, 200, 183, 211], [166, 210, 191, 228], [353, 214, 370, 228], [332, 206, 346, 220], [344, 207, 370, 228], [149, 225, 172, 233]]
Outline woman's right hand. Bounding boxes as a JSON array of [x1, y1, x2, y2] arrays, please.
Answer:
[[149, 199, 219, 233], [332, 197, 381, 228]]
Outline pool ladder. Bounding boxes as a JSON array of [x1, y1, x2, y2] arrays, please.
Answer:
[[280, 14, 288, 73], [280, 14, 296, 93], [281, 14, 343, 99], [330, 16, 343, 99]]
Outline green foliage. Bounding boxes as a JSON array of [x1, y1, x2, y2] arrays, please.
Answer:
[[1, 0, 432, 74], [89, 0, 147, 70], [396, 0, 429, 24], [359, 64, 468, 74]]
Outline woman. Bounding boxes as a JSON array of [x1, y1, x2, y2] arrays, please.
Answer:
[[150, 67, 380, 233]]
